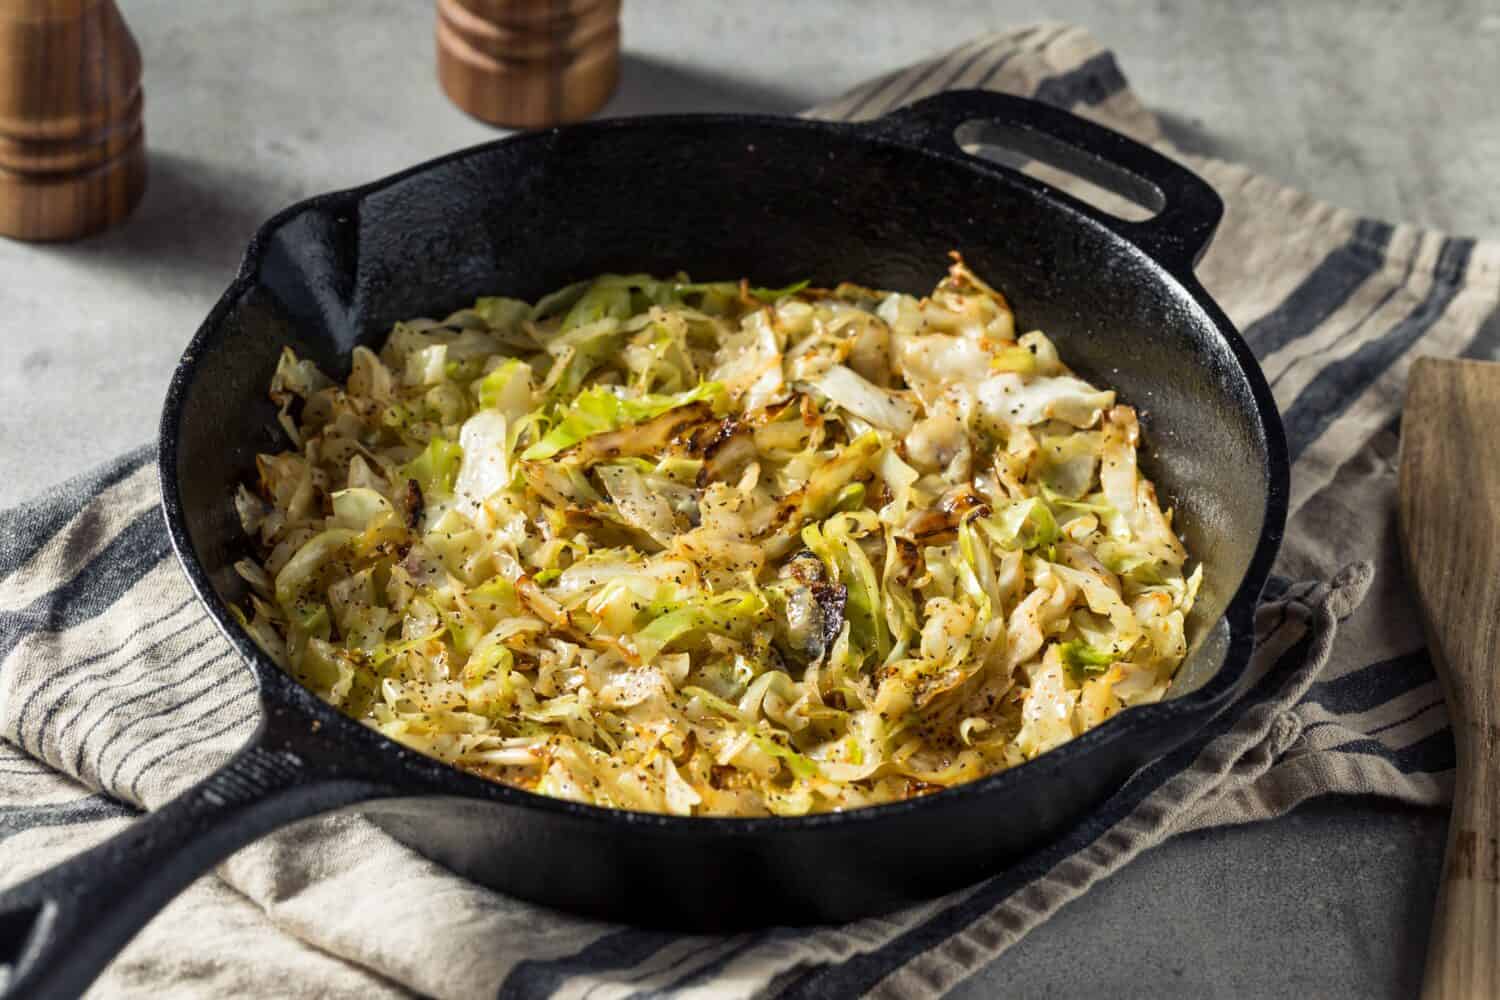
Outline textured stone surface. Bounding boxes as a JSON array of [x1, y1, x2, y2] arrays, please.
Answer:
[[0, 1, 1476, 994]]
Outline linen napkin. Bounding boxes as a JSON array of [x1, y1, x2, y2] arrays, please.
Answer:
[[4, 22, 1496, 999]]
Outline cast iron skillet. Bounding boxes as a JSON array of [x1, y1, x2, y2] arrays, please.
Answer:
[[0, 90, 1287, 998]]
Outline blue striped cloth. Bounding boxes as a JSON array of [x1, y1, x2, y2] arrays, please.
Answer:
[[2, 23, 1492, 999]]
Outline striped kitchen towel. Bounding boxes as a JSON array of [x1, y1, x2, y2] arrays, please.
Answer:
[[2, 21, 1495, 1000]]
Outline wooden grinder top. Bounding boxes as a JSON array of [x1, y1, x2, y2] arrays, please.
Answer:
[[0, 0, 146, 242], [437, 0, 620, 129]]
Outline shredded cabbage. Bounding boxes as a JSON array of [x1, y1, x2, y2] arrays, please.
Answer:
[[237, 254, 1200, 817]]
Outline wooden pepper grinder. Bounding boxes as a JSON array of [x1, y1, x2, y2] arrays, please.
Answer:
[[0, 0, 145, 242], [436, 0, 620, 129]]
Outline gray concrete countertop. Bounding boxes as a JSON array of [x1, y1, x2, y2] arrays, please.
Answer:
[[4, 0, 1486, 995]]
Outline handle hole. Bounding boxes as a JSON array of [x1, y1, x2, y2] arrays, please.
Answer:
[[954, 119, 1164, 223]]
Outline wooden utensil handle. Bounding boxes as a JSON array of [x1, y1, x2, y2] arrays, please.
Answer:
[[1423, 697, 1500, 998], [1400, 358, 1500, 999]]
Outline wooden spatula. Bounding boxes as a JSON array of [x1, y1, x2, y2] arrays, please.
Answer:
[[1399, 357, 1500, 1000]]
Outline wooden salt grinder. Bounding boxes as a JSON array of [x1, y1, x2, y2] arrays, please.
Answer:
[[0, 0, 145, 242], [436, 0, 620, 129]]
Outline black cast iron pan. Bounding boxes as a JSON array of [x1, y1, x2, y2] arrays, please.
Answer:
[[0, 90, 1287, 999]]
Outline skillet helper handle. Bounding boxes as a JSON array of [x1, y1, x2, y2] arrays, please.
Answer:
[[0, 742, 387, 1000], [864, 89, 1224, 276]]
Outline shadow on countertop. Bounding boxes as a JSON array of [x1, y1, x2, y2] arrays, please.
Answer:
[[33, 56, 812, 296], [603, 53, 811, 117], [1155, 108, 1264, 168], [26, 150, 307, 301]]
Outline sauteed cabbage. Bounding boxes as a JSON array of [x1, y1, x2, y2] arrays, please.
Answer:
[[234, 255, 1200, 817]]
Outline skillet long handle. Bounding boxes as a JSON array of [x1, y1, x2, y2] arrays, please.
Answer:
[[0, 742, 388, 999], [863, 89, 1224, 275]]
